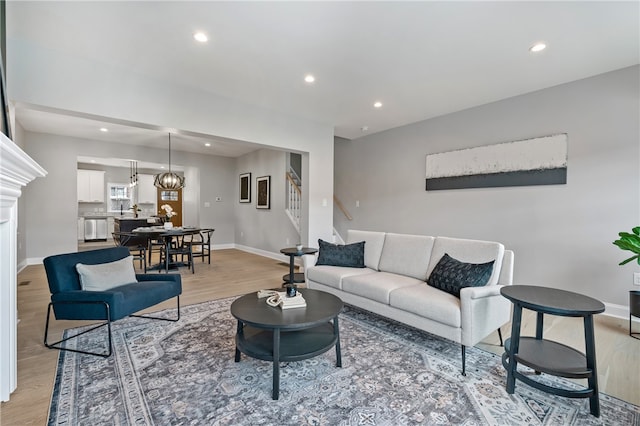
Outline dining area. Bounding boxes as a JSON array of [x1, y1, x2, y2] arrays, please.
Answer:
[[113, 226, 214, 274]]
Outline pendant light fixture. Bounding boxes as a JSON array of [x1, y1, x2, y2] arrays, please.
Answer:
[[129, 160, 138, 187], [154, 132, 185, 190]]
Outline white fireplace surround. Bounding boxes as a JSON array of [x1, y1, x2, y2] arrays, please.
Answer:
[[0, 132, 46, 401]]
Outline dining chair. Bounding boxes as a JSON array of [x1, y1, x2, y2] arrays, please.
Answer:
[[112, 231, 147, 272], [186, 228, 214, 264], [159, 233, 195, 274]]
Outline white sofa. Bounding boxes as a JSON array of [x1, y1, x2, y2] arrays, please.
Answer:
[[303, 230, 514, 375]]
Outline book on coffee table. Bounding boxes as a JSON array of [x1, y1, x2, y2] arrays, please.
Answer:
[[266, 291, 307, 309]]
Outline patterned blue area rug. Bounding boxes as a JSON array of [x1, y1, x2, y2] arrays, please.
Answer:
[[48, 297, 639, 425]]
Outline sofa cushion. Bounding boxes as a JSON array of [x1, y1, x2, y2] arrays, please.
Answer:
[[390, 284, 462, 328], [427, 253, 494, 298], [342, 272, 423, 305], [76, 256, 138, 291], [428, 237, 504, 286], [347, 230, 386, 270], [378, 233, 435, 280], [316, 239, 365, 268], [306, 265, 376, 290]]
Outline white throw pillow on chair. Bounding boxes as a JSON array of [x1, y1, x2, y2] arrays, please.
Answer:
[[76, 256, 138, 291]]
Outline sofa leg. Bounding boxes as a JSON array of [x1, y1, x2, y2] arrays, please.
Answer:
[[497, 328, 504, 347], [461, 345, 466, 376]]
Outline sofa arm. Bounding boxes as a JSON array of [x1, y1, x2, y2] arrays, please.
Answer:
[[459, 284, 512, 347], [301, 253, 318, 272]]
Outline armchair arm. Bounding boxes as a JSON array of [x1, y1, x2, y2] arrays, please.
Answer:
[[51, 290, 123, 304], [136, 274, 181, 284], [459, 284, 512, 347]]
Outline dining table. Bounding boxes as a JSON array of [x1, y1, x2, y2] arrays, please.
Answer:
[[132, 226, 202, 272]]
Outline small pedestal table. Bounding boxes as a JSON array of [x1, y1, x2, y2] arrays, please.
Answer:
[[500, 285, 605, 417]]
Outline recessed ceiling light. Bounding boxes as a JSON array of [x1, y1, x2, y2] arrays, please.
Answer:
[[90, 160, 96, 163], [373, 101, 383, 108], [160, 166, 165, 169], [205, 143, 211, 147], [529, 42, 547, 53], [194, 32, 208, 43], [99, 127, 108, 132], [304, 74, 315, 83], [361, 126, 369, 132]]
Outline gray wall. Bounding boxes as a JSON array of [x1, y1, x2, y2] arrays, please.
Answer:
[[334, 66, 639, 307], [20, 131, 237, 261], [235, 149, 299, 254]]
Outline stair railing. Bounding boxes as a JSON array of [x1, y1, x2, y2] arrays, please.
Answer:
[[286, 172, 302, 233]]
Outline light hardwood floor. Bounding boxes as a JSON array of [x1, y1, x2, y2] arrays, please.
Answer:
[[1, 249, 639, 424]]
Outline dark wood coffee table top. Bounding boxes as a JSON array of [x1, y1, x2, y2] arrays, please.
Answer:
[[231, 288, 343, 329]]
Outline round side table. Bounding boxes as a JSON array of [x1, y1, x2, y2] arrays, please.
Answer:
[[500, 285, 605, 418], [280, 247, 318, 286]]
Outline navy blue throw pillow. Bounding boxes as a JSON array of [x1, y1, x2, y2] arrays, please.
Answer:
[[427, 253, 495, 298], [315, 239, 366, 268]]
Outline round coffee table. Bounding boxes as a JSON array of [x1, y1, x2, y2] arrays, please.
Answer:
[[230, 288, 343, 400]]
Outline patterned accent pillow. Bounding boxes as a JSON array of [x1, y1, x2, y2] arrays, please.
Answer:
[[426, 253, 495, 298], [315, 239, 366, 268]]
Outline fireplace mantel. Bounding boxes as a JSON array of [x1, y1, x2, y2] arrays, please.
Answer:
[[0, 132, 46, 401]]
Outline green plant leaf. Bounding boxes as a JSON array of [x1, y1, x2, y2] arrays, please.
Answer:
[[633, 226, 640, 236], [619, 255, 639, 266]]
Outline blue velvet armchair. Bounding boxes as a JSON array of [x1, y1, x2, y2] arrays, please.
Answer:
[[43, 246, 182, 357]]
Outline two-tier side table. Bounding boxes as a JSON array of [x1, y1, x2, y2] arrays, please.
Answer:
[[500, 285, 605, 417], [280, 247, 317, 286]]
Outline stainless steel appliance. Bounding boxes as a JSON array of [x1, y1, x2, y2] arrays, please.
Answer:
[[84, 217, 108, 241]]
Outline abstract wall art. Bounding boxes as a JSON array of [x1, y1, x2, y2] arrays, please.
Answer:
[[239, 172, 251, 203], [256, 175, 271, 209], [425, 134, 568, 191]]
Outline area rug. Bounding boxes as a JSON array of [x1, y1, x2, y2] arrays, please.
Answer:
[[48, 297, 639, 425]]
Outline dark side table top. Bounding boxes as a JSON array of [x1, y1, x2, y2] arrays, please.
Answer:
[[280, 247, 318, 256], [501, 285, 605, 317]]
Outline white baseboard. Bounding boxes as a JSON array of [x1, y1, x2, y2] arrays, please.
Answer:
[[604, 301, 635, 321], [234, 244, 294, 264]]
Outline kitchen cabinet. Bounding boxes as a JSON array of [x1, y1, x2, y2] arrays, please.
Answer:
[[77, 170, 105, 203], [137, 174, 157, 205]]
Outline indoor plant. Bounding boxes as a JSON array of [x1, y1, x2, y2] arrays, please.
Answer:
[[160, 204, 177, 229], [613, 226, 640, 265], [615, 227, 640, 339]]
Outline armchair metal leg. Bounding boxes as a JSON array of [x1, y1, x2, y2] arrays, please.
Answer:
[[497, 328, 504, 346], [129, 295, 181, 322], [44, 301, 113, 358]]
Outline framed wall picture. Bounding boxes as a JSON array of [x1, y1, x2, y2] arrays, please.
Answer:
[[239, 172, 251, 203], [256, 175, 270, 209]]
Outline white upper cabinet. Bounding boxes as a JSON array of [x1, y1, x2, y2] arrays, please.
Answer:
[[137, 174, 157, 204], [77, 169, 105, 203]]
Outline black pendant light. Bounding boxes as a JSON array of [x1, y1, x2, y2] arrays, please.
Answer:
[[154, 133, 184, 190]]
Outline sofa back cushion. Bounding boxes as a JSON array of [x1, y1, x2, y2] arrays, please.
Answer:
[[378, 233, 435, 280], [428, 237, 504, 286], [347, 230, 386, 270]]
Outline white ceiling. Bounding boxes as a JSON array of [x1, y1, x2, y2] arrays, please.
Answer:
[[7, 1, 639, 157]]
